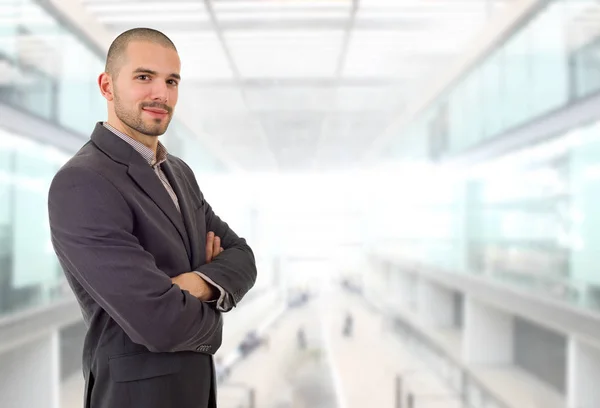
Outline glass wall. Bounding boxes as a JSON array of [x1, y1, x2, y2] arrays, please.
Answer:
[[467, 118, 600, 309], [0, 0, 105, 135], [0, 127, 70, 317], [466, 157, 572, 299]]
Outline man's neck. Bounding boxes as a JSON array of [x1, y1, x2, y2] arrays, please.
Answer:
[[106, 119, 158, 155]]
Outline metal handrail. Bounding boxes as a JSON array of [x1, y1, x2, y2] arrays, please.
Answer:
[[357, 291, 513, 408]]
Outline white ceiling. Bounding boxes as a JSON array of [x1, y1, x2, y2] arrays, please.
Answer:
[[79, 0, 516, 171]]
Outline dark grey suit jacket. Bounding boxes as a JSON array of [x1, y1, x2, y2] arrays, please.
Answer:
[[48, 123, 257, 408]]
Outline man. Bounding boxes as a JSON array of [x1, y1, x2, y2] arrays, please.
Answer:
[[48, 28, 257, 408]]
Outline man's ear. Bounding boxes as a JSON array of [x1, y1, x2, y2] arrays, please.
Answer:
[[98, 72, 114, 102]]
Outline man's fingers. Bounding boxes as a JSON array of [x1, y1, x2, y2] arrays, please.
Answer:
[[213, 236, 221, 258], [206, 232, 224, 262], [206, 231, 215, 262]]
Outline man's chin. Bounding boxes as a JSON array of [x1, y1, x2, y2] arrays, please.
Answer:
[[141, 121, 169, 137]]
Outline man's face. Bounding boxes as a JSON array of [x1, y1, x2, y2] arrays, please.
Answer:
[[112, 41, 181, 137]]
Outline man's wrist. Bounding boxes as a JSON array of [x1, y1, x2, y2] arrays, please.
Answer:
[[192, 272, 218, 301], [193, 271, 232, 311], [204, 280, 218, 301]]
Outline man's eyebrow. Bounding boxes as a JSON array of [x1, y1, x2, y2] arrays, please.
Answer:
[[132, 67, 157, 76], [132, 68, 180, 80]]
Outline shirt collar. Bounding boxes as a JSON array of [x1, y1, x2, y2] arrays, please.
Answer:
[[102, 122, 168, 166]]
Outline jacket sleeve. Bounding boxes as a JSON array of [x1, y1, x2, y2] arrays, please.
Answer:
[[181, 162, 257, 310], [48, 165, 222, 353], [195, 198, 257, 310]]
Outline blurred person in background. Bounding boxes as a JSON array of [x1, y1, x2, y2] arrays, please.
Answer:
[[296, 326, 306, 350], [48, 28, 257, 408], [343, 312, 353, 338]]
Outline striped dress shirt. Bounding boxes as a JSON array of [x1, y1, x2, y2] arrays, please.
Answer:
[[103, 122, 231, 312]]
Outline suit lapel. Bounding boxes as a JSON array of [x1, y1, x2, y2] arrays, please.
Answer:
[[127, 162, 192, 260], [162, 161, 199, 267]]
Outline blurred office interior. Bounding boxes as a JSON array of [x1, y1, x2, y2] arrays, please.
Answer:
[[2, 0, 600, 407]]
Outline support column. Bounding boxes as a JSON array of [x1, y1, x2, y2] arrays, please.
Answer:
[[567, 337, 600, 408], [463, 297, 513, 364], [399, 270, 415, 310], [0, 331, 60, 408], [417, 280, 454, 328]]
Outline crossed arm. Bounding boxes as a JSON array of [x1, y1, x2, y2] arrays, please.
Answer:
[[171, 231, 225, 301]]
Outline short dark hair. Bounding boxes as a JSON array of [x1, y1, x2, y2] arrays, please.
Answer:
[[105, 28, 177, 78]]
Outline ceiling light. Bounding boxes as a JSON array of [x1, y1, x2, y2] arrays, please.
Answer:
[[97, 13, 210, 23], [86, 2, 206, 13], [217, 11, 350, 21], [214, 0, 352, 11]]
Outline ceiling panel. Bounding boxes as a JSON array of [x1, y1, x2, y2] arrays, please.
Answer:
[[178, 85, 247, 114], [213, 0, 352, 12], [314, 111, 394, 168], [225, 30, 344, 78], [169, 32, 235, 80], [213, 0, 351, 30], [333, 86, 407, 112], [258, 111, 326, 170], [343, 29, 480, 78], [243, 86, 334, 112], [198, 113, 267, 148], [87, 1, 210, 24], [85, 2, 208, 13], [174, 109, 278, 169]]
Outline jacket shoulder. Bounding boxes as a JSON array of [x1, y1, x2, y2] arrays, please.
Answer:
[[54, 141, 123, 181]]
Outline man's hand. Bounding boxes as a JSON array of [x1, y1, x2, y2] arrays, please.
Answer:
[[171, 272, 216, 301], [172, 232, 224, 301], [206, 231, 224, 263]]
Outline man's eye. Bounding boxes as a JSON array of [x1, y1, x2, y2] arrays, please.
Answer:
[[137, 75, 149, 80], [168, 79, 178, 86]]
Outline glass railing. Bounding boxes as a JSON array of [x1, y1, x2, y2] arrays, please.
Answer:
[[354, 287, 511, 408], [386, 0, 600, 160], [391, 313, 512, 408], [372, 116, 600, 316]]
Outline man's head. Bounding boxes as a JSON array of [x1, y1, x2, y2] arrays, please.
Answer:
[[99, 28, 181, 138]]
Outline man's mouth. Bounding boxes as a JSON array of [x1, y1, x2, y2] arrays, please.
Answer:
[[142, 107, 169, 118]]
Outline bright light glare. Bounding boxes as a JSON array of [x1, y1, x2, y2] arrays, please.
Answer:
[[358, 9, 485, 20], [197, 163, 464, 269], [225, 30, 344, 41], [214, 0, 352, 11], [86, 3, 206, 13], [97, 13, 210, 23], [217, 11, 351, 21]]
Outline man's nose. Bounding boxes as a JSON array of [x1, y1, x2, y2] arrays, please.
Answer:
[[151, 81, 169, 103]]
